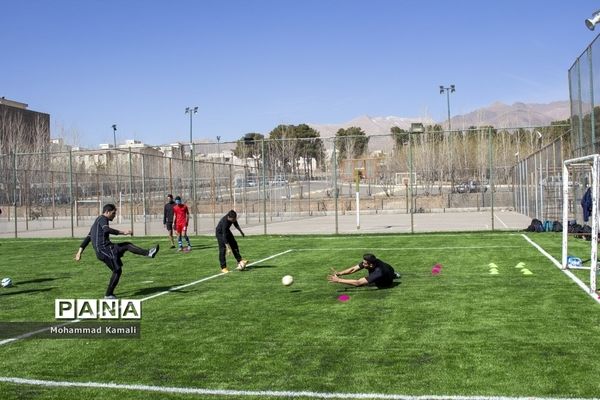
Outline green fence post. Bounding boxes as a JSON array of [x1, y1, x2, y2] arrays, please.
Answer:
[[333, 139, 339, 235], [13, 150, 18, 238], [262, 139, 267, 235], [488, 127, 495, 230], [141, 154, 147, 236]]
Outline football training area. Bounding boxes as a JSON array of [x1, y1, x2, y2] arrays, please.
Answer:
[[1, 232, 599, 400]]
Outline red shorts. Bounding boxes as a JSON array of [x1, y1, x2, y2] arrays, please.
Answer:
[[175, 224, 187, 235]]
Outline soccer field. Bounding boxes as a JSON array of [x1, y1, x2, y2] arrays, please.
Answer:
[[0, 233, 599, 400]]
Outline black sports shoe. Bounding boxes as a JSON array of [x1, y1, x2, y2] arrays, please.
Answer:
[[148, 244, 160, 258]]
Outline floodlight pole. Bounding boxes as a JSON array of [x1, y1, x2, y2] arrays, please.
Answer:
[[439, 85, 455, 131], [440, 84, 456, 186], [185, 106, 199, 235], [112, 124, 117, 149]]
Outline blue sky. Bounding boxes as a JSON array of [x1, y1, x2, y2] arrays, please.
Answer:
[[1, 0, 597, 147]]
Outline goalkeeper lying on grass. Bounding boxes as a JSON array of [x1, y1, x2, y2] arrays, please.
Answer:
[[327, 253, 400, 288]]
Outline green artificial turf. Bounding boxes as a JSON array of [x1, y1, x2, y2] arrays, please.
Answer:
[[0, 232, 599, 399]]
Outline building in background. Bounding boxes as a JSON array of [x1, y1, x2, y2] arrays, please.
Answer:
[[0, 97, 50, 154]]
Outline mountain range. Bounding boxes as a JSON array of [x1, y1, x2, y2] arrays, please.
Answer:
[[307, 100, 570, 138]]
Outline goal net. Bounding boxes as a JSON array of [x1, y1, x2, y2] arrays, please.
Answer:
[[562, 155, 598, 293]]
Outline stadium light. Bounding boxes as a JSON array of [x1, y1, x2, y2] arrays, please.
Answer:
[[216, 136, 221, 160], [185, 107, 199, 145], [586, 10, 600, 30], [111, 124, 117, 149], [439, 85, 456, 131]]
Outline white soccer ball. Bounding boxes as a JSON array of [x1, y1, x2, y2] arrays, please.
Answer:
[[1, 277, 12, 288], [281, 275, 294, 286]]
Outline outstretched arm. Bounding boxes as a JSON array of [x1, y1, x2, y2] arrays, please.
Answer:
[[233, 220, 245, 237], [327, 264, 368, 286], [75, 235, 91, 261], [327, 274, 369, 287], [332, 264, 362, 277], [101, 222, 130, 236]]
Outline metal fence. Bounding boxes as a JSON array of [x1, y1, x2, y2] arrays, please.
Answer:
[[0, 125, 570, 238], [513, 134, 578, 222], [569, 31, 600, 157]]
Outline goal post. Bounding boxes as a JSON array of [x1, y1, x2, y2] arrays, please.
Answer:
[[395, 172, 416, 186], [562, 155, 598, 293]]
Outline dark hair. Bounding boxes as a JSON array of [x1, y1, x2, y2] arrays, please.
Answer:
[[363, 253, 377, 264], [175, 196, 182, 201], [103, 203, 116, 213], [227, 210, 237, 219], [167, 194, 173, 199]]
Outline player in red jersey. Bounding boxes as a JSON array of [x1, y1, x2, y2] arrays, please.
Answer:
[[173, 196, 192, 252]]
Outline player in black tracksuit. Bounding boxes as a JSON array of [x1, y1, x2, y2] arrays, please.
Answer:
[[215, 209, 246, 273], [327, 253, 400, 288], [163, 194, 176, 248], [75, 204, 159, 298]]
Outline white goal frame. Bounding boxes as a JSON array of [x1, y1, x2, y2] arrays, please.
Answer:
[[562, 154, 598, 293], [395, 172, 416, 186]]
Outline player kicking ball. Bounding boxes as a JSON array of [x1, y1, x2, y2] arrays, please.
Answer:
[[215, 210, 248, 273], [75, 203, 159, 299]]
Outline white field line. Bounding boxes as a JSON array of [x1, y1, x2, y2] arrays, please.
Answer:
[[141, 249, 293, 301], [493, 214, 509, 228], [0, 320, 82, 346], [520, 234, 600, 304], [0, 377, 598, 400], [0, 249, 294, 347], [316, 230, 519, 240], [294, 246, 523, 251]]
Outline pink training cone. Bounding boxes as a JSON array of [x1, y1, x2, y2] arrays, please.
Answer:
[[338, 294, 350, 302], [431, 264, 442, 275]]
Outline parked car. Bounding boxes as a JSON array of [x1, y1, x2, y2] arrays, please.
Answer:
[[269, 175, 288, 186], [234, 177, 258, 188], [454, 180, 487, 194]]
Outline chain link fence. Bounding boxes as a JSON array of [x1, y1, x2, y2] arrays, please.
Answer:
[[0, 125, 570, 237]]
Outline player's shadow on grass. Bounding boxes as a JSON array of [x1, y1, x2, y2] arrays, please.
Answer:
[[192, 244, 216, 250], [335, 281, 401, 292], [0, 287, 54, 296], [129, 285, 188, 296], [17, 277, 60, 285], [246, 264, 276, 269]]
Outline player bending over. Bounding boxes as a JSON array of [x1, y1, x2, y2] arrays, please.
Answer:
[[215, 209, 247, 273]]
